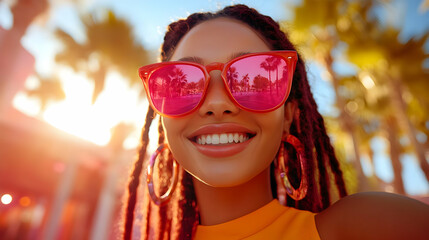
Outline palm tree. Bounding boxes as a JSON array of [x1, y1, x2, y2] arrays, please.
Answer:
[[339, 73, 407, 193], [168, 67, 187, 96], [0, 0, 48, 108], [286, 0, 429, 191], [271, 57, 282, 95], [240, 74, 250, 93], [336, 3, 429, 184], [226, 67, 239, 93], [25, 74, 66, 113], [260, 56, 279, 95], [55, 11, 150, 103]]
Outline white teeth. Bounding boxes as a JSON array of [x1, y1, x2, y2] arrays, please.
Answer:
[[212, 134, 220, 144], [195, 133, 251, 145], [233, 133, 239, 143], [228, 133, 234, 143], [220, 133, 228, 144]]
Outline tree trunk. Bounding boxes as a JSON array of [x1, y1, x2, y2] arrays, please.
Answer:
[[323, 54, 368, 191], [385, 116, 406, 194], [0, 0, 48, 111], [365, 145, 384, 191], [388, 75, 429, 183], [91, 64, 107, 104]]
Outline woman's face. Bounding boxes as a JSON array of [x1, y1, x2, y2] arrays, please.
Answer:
[[162, 18, 291, 187]]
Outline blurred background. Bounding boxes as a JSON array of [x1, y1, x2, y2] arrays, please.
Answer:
[[0, 0, 428, 239]]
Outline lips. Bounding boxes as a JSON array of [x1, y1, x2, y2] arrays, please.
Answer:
[[188, 123, 256, 157]]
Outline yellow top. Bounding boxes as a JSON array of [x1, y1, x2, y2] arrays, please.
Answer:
[[194, 199, 321, 240]]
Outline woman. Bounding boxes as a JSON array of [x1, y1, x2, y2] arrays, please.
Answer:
[[123, 4, 429, 240]]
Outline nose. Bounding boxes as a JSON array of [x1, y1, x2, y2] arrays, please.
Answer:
[[198, 64, 240, 118]]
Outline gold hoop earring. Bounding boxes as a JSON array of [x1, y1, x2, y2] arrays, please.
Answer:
[[147, 144, 179, 205], [276, 134, 308, 201]]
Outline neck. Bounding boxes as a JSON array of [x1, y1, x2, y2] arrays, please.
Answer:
[[193, 167, 273, 226]]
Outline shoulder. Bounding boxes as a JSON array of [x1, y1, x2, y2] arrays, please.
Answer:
[[315, 192, 429, 240]]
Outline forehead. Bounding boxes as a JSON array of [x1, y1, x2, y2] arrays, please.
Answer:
[[170, 17, 271, 63]]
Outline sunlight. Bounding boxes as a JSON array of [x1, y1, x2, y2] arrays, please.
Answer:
[[13, 91, 41, 116], [13, 66, 149, 147], [41, 67, 110, 145], [12, 75, 42, 116], [44, 67, 147, 146], [359, 72, 375, 89], [43, 102, 112, 145]]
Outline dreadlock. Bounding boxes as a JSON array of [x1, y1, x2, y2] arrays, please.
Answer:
[[122, 4, 347, 240]]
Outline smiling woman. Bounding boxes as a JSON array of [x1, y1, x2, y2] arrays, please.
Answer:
[[122, 4, 429, 240]]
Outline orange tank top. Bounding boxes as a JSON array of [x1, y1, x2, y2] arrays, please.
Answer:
[[194, 199, 321, 240]]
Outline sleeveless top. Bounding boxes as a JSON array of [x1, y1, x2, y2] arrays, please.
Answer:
[[194, 199, 321, 239]]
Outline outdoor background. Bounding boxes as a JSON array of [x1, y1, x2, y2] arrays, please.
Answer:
[[0, 0, 428, 239]]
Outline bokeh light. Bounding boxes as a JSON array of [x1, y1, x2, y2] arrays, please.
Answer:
[[19, 196, 31, 207], [1, 193, 12, 205]]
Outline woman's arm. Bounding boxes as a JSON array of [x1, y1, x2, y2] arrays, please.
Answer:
[[315, 191, 429, 240]]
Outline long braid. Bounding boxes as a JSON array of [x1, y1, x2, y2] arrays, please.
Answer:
[[154, 117, 169, 240], [123, 106, 154, 240], [317, 113, 348, 197], [296, 57, 320, 210], [283, 56, 332, 211], [301, 75, 332, 209], [291, 57, 337, 210], [293, 54, 348, 206], [177, 171, 199, 239]]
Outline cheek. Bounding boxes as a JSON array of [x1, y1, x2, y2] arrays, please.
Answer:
[[260, 107, 285, 138], [258, 109, 285, 159], [162, 117, 176, 137], [258, 110, 285, 157], [161, 117, 190, 165], [161, 117, 184, 145]]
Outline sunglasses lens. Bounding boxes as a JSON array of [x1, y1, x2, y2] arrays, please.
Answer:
[[148, 64, 205, 116], [227, 55, 290, 110]]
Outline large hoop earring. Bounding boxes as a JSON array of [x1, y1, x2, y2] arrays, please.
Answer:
[[276, 134, 308, 201], [147, 143, 179, 205]]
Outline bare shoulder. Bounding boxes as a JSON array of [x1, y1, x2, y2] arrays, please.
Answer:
[[315, 192, 429, 240]]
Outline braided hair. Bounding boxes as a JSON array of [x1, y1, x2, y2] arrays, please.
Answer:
[[122, 4, 347, 240]]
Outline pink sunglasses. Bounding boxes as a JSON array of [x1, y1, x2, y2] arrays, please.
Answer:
[[139, 51, 298, 117]]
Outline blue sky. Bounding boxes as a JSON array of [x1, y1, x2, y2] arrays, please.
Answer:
[[1, 0, 428, 195]]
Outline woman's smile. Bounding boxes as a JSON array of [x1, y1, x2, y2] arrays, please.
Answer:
[[187, 123, 256, 157], [195, 133, 251, 145]]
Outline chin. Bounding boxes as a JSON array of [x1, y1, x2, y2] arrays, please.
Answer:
[[192, 170, 261, 188]]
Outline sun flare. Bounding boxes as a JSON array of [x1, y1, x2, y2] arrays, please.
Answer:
[[13, 66, 152, 148]]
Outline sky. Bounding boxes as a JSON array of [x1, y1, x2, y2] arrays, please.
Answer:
[[1, 0, 429, 195]]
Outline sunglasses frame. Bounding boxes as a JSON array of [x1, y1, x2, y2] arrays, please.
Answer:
[[139, 50, 298, 118]]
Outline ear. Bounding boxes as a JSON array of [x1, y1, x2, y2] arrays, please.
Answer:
[[283, 101, 297, 135]]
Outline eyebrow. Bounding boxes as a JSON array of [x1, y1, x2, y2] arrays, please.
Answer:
[[176, 56, 204, 64], [228, 52, 251, 61], [176, 51, 252, 65]]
